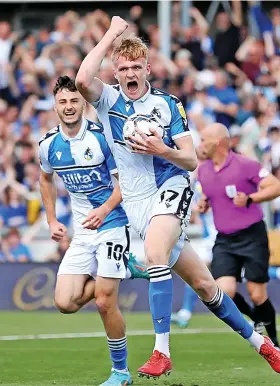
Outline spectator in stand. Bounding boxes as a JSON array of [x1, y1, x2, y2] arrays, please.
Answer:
[[207, 70, 239, 128], [268, 126, 280, 169], [249, 1, 280, 56], [213, 1, 242, 66], [1, 228, 32, 262], [0, 186, 28, 228], [0, 21, 14, 103], [46, 235, 71, 263]]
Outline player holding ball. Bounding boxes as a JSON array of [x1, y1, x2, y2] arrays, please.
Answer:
[[76, 15, 280, 384]]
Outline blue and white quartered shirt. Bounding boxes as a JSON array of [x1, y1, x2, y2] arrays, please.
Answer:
[[38, 118, 128, 234], [93, 82, 191, 202]]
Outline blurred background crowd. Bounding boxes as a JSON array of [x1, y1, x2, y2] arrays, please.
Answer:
[[1, 0, 280, 263]]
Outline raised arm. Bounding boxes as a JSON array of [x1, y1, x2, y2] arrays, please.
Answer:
[[190, 7, 209, 37], [231, 0, 243, 27], [75, 16, 128, 103], [235, 36, 256, 62], [263, 31, 275, 58]]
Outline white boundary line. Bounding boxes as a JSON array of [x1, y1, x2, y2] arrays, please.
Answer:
[[2, 325, 279, 341], [0, 327, 234, 341]]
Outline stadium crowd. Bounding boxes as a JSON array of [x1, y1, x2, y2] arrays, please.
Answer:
[[1, 0, 280, 262]]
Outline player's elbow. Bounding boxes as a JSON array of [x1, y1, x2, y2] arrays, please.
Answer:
[[75, 74, 88, 93], [187, 156, 198, 172], [188, 161, 198, 172], [273, 181, 280, 198]]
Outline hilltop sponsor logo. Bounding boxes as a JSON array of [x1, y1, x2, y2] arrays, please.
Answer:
[[62, 173, 93, 185], [60, 169, 102, 191]]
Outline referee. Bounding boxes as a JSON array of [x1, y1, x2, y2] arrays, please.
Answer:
[[198, 123, 280, 347]]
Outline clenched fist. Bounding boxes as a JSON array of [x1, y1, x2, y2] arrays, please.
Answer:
[[108, 16, 128, 38], [198, 196, 210, 214], [49, 220, 67, 242]]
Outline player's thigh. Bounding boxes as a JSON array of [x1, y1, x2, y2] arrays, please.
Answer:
[[96, 226, 130, 280], [94, 275, 121, 313], [173, 241, 217, 301], [56, 237, 97, 303], [145, 214, 182, 266], [145, 175, 193, 266], [246, 281, 268, 305], [55, 274, 91, 306]]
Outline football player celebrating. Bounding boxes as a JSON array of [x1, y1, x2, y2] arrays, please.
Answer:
[[76, 16, 280, 381]]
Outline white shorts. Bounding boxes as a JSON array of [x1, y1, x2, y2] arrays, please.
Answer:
[[57, 226, 130, 279], [123, 175, 193, 268]]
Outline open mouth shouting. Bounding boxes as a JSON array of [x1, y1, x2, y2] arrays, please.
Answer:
[[127, 80, 139, 95]]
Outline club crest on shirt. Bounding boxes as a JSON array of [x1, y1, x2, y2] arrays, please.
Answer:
[[84, 147, 93, 161], [151, 107, 161, 119]]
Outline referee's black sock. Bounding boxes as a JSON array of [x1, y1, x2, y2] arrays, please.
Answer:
[[233, 292, 255, 320], [254, 298, 279, 347]]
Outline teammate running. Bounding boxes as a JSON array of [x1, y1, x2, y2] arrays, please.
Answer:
[[39, 75, 148, 386]]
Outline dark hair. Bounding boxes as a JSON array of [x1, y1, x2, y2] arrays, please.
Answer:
[[53, 76, 77, 96]]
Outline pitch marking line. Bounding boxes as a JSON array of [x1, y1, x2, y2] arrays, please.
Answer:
[[1, 325, 279, 341], [0, 327, 236, 341]]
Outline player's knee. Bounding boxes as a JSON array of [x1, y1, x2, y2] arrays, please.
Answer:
[[249, 290, 267, 305], [215, 280, 235, 298], [95, 293, 115, 315], [145, 247, 169, 266], [220, 287, 235, 299], [54, 294, 80, 314], [55, 299, 79, 314], [192, 278, 215, 299]]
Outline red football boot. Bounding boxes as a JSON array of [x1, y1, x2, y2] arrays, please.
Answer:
[[137, 350, 172, 379], [258, 336, 280, 373]]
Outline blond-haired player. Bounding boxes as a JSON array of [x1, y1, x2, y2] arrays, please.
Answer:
[[76, 16, 280, 383]]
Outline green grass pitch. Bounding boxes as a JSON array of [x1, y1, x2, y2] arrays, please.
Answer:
[[0, 312, 279, 386]]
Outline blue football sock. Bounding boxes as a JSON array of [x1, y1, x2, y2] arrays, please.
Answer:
[[182, 284, 198, 313], [107, 337, 127, 371], [203, 288, 253, 339], [147, 265, 173, 334]]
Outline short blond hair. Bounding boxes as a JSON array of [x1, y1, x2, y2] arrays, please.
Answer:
[[112, 36, 148, 63]]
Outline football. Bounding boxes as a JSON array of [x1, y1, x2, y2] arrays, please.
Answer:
[[123, 113, 165, 151]]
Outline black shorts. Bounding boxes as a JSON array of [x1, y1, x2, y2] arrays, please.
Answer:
[[211, 220, 270, 283]]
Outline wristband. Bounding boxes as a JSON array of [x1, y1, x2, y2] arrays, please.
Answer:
[[246, 196, 253, 208]]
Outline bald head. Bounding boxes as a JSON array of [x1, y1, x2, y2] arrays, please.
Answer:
[[199, 123, 230, 160], [202, 123, 230, 141]]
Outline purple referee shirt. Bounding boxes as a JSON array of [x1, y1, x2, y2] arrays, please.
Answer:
[[198, 151, 268, 234]]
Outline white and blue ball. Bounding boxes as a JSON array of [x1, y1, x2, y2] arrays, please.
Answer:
[[123, 113, 165, 151]]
